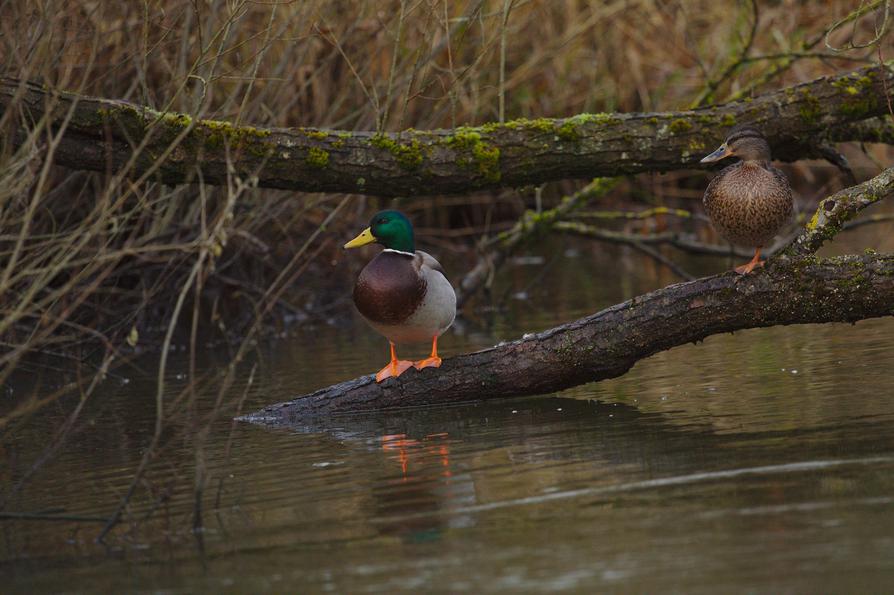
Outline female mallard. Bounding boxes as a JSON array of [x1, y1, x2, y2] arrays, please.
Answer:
[[344, 210, 456, 382], [700, 126, 793, 274]]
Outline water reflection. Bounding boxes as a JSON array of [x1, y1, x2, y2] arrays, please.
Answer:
[[373, 433, 476, 543], [214, 393, 894, 592]]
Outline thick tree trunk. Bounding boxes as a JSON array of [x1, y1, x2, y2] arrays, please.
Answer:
[[239, 253, 894, 424], [1, 63, 892, 197]]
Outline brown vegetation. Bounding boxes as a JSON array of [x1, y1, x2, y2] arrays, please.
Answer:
[[1, 0, 893, 546], [0, 0, 891, 425]]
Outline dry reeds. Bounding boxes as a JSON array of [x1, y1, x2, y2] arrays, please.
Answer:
[[0, 0, 889, 383], [0, 0, 890, 543]]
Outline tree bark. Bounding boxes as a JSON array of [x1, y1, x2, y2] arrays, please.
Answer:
[[2, 63, 892, 197], [240, 253, 894, 424]]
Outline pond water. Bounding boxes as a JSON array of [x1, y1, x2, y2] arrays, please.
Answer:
[[3, 220, 894, 593]]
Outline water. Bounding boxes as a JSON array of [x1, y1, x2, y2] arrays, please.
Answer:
[[3, 226, 894, 593]]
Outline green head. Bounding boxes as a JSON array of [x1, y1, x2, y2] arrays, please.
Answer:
[[344, 210, 415, 253]]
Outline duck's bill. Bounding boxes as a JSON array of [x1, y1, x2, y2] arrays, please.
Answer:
[[344, 227, 377, 249], [700, 143, 732, 163]]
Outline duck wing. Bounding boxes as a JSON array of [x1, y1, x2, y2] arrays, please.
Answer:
[[415, 250, 447, 278]]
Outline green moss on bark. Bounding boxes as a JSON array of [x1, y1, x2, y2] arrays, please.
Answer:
[[443, 130, 501, 182], [369, 134, 425, 170], [305, 147, 330, 168]]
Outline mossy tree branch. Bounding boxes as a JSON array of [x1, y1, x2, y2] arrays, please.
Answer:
[[786, 167, 894, 257], [2, 63, 893, 197], [241, 253, 894, 423]]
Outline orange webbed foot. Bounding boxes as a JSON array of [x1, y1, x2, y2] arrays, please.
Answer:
[[734, 247, 764, 275], [414, 356, 442, 370], [375, 359, 414, 382], [734, 260, 764, 275], [414, 336, 443, 371]]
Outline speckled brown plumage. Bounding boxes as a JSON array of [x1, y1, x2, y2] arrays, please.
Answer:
[[703, 161, 793, 248], [354, 251, 425, 325]]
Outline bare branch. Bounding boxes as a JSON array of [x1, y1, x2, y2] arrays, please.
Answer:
[[554, 221, 752, 258], [455, 178, 617, 307], [786, 166, 894, 257]]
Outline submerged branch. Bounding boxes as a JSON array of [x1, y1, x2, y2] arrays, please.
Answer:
[[553, 221, 754, 258], [2, 63, 893, 197]]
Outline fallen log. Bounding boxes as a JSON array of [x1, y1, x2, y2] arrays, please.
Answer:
[[1, 63, 892, 197], [239, 166, 894, 423], [240, 253, 894, 424]]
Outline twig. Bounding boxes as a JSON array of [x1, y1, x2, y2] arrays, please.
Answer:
[[0, 511, 111, 523], [628, 241, 696, 281], [234, 4, 277, 126], [726, 1, 889, 102], [880, 45, 894, 120], [96, 161, 245, 543], [825, 0, 891, 51], [456, 178, 618, 307], [553, 221, 751, 258], [842, 212, 894, 230], [692, 0, 760, 107], [816, 144, 858, 185], [498, 0, 514, 123], [572, 206, 704, 223], [380, 0, 407, 132]]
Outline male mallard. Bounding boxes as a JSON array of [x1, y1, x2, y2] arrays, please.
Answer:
[[700, 126, 793, 274], [344, 210, 456, 382]]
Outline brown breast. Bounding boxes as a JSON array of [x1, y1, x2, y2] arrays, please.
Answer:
[[353, 251, 426, 325], [703, 162, 793, 248]]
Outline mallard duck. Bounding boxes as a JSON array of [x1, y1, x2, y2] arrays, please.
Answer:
[[700, 126, 793, 274], [344, 210, 456, 382]]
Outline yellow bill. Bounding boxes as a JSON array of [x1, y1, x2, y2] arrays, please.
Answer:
[[344, 227, 377, 249]]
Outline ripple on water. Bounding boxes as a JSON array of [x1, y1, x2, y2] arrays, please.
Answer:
[[5, 242, 894, 592]]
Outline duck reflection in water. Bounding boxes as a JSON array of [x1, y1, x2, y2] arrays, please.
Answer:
[[382, 432, 452, 480], [373, 432, 475, 543]]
